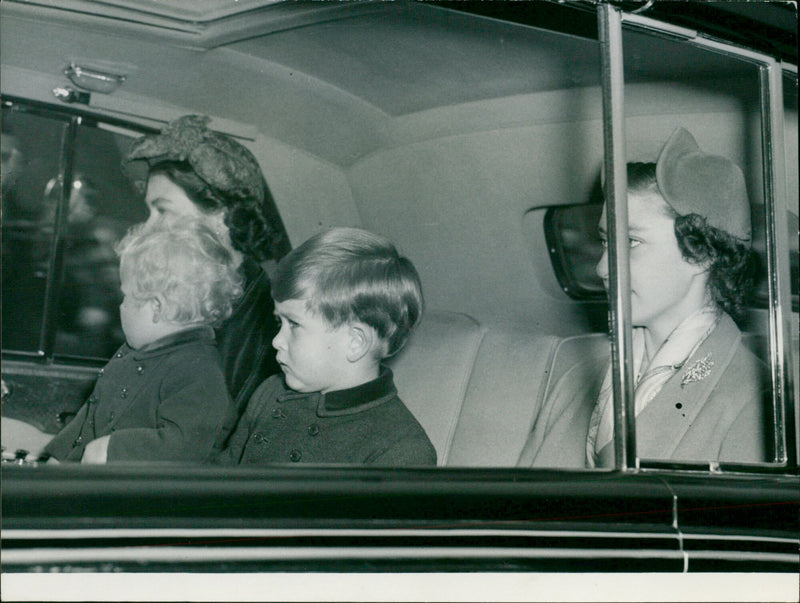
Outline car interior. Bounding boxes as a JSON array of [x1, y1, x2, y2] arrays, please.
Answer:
[[1, 0, 797, 470], [1, 1, 798, 585]]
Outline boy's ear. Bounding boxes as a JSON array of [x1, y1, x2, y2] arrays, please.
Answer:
[[345, 323, 374, 363]]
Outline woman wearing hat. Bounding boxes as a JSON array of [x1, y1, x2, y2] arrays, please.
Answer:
[[126, 115, 290, 418], [519, 128, 768, 467]]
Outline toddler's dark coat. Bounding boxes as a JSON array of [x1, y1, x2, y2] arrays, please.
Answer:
[[46, 327, 237, 462], [214, 369, 437, 466]]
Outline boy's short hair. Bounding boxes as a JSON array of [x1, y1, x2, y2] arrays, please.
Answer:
[[272, 227, 423, 357], [116, 218, 243, 326]]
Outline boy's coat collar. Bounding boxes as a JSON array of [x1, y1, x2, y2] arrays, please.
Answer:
[[277, 367, 397, 417]]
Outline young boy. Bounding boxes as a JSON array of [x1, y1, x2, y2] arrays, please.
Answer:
[[215, 227, 437, 466], [45, 218, 243, 463]]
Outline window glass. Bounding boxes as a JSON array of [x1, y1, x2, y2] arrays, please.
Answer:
[[1, 104, 147, 359], [52, 122, 147, 359], [538, 26, 791, 469], [621, 27, 777, 467], [1, 107, 65, 353]]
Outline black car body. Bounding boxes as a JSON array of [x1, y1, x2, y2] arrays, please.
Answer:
[[1, 0, 798, 598]]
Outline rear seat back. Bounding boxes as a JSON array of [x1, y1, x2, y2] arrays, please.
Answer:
[[543, 333, 610, 399], [388, 310, 485, 465], [447, 327, 559, 466], [389, 309, 558, 466], [391, 309, 789, 468]]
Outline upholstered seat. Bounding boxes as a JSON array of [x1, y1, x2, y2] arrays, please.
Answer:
[[389, 309, 559, 466]]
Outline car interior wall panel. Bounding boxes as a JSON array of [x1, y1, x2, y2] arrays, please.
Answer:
[[223, 3, 602, 117], [248, 137, 362, 247], [348, 121, 604, 332], [208, 44, 391, 165], [0, 361, 98, 435]]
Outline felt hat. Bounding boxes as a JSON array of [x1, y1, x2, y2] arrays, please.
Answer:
[[125, 115, 265, 203], [656, 127, 751, 242]]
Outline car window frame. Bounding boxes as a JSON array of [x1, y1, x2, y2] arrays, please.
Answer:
[[1, 3, 796, 478], [598, 5, 798, 474], [1, 97, 155, 365]]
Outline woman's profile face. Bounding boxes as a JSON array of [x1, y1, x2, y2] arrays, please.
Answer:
[[144, 173, 206, 225], [144, 172, 233, 255], [596, 190, 707, 339]]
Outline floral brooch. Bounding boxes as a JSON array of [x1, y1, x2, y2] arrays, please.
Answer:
[[680, 353, 714, 388]]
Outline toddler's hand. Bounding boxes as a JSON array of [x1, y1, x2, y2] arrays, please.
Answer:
[[81, 436, 111, 464]]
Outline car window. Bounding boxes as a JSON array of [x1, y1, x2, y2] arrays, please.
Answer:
[[537, 13, 797, 469], [0, 2, 796, 476], [2, 108, 66, 353], [1, 104, 147, 360]]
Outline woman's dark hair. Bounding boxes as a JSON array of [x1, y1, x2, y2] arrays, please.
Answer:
[[626, 161, 756, 321], [149, 161, 289, 262], [673, 214, 757, 322]]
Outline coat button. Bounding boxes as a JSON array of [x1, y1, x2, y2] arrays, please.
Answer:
[[307, 424, 320, 437], [271, 407, 286, 419], [115, 352, 123, 358], [137, 365, 144, 375], [120, 388, 128, 399], [72, 436, 83, 446], [98, 368, 104, 378], [289, 449, 302, 462], [88, 396, 97, 404]]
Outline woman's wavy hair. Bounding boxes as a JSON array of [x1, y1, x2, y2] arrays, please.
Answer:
[[116, 217, 244, 326], [148, 161, 289, 262], [627, 162, 757, 321], [272, 227, 424, 357]]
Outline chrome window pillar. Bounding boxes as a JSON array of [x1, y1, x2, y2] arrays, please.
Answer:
[[598, 3, 636, 471], [598, 7, 798, 470], [760, 63, 795, 465]]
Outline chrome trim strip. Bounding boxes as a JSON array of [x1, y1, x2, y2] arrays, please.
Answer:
[[2, 528, 683, 540], [1, 546, 689, 565], [598, 1, 636, 472], [760, 61, 796, 466]]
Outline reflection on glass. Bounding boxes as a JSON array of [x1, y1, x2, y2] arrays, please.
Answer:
[[1, 109, 64, 353], [52, 121, 148, 359], [1, 109, 148, 358]]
